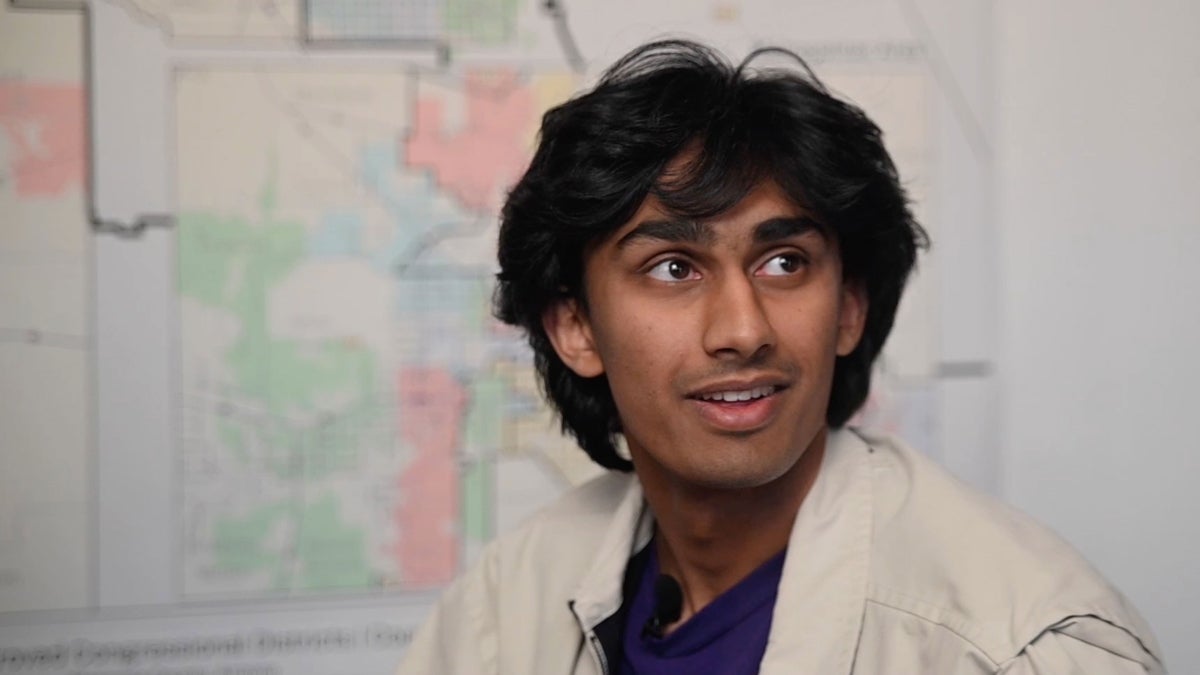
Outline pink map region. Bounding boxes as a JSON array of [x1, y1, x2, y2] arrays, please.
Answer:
[[393, 367, 467, 587], [405, 70, 534, 213], [0, 83, 85, 198]]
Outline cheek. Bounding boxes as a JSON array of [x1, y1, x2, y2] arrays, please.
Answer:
[[770, 307, 846, 393], [775, 297, 842, 347], [599, 321, 664, 380], [593, 317, 685, 406]]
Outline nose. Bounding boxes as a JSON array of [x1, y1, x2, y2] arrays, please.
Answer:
[[701, 272, 776, 360]]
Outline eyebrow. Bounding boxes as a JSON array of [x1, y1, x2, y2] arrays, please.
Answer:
[[614, 215, 823, 249], [752, 216, 824, 244], [615, 218, 714, 249]]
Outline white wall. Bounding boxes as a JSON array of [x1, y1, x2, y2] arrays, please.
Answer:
[[996, 1, 1200, 669]]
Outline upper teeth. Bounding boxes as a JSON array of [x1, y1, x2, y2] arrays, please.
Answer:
[[699, 386, 776, 402]]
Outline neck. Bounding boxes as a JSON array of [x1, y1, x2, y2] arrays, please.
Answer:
[[635, 428, 828, 626]]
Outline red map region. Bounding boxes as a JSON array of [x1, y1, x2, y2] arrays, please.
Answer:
[[0, 83, 85, 198], [405, 70, 534, 213], [394, 367, 466, 587]]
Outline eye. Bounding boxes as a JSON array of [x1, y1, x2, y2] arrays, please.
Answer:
[[758, 253, 806, 277], [646, 258, 698, 282]]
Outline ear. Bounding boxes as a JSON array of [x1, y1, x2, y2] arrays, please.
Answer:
[[836, 281, 868, 357], [542, 298, 605, 378]]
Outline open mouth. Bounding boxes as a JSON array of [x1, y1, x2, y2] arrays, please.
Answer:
[[695, 385, 778, 403], [689, 383, 786, 431]]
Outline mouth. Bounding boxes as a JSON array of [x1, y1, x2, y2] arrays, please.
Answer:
[[687, 381, 788, 432], [695, 385, 779, 403]]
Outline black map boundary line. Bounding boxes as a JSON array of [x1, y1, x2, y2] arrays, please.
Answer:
[[296, 0, 586, 73], [5, 0, 106, 624], [9, 0, 586, 239], [10, 0, 175, 239], [543, 0, 585, 72]]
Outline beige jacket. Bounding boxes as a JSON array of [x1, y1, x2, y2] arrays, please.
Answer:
[[398, 429, 1165, 674]]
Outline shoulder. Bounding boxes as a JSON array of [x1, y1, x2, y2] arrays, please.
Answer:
[[462, 470, 636, 592], [854, 430, 1163, 669], [398, 471, 637, 674], [480, 469, 641, 614], [426, 468, 635, 591], [494, 469, 637, 562]]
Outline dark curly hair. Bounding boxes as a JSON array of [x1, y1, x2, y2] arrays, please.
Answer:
[[494, 39, 928, 471]]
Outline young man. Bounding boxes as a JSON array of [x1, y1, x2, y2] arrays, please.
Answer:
[[398, 40, 1164, 674]]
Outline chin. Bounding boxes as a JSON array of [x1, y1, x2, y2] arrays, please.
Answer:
[[675, 454, 798, 491]]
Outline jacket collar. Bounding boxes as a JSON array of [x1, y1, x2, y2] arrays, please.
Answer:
[[569, 471, 653, 632], [569, 428, 873, 675]]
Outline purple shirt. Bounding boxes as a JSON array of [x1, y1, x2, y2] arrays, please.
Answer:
[[619, 541, 787, 675]]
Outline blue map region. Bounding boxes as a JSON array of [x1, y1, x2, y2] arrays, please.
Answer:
[[395, 276, 492, 367], [306, 0, 440, 40], [310, 211, 364, 257], [303, 138, 492, 374], [356, 140, 471, 274]]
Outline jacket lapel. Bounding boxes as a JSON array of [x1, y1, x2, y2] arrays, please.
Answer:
[[758, 429, 874, 675]]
